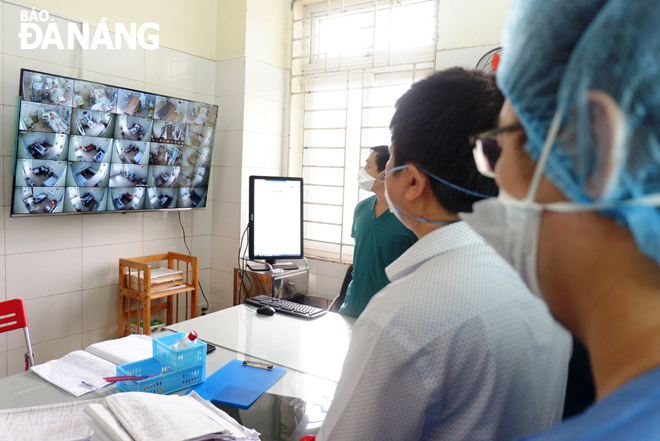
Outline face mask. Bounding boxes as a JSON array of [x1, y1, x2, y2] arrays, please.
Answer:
[[384, 164, 490, 226], [357, 168, 382, 192], [460, 112, 566, 298]]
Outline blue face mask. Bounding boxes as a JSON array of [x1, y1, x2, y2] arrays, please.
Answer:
[[384, 164, 493, 226]]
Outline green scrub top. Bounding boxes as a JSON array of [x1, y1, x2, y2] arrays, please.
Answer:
[[338, 195, 418, 317]]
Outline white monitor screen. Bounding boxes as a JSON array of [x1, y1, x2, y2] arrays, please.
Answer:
[[250, 176, 303, 260]]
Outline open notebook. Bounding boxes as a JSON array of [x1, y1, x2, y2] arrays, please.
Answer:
[[29, 334, 153, 397]]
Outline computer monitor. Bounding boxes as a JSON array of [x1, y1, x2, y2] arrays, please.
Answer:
[[249, 176, 303, 264]]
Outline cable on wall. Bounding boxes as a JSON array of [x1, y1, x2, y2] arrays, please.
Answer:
[[178, 211, 209, 315]]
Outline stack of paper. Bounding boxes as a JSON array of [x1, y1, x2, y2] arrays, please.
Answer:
[[29, 334, 153, 397], [85, 391, 260, 441], [129, 268, 186, 293]]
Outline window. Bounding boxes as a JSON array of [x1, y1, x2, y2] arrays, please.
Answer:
[[290, 0, 437, 262]]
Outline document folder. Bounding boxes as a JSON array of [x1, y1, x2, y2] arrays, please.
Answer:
[[190, 359, 287, 409]]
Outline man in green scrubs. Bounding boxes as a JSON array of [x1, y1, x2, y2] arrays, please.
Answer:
[[338, 146, 417, 317]]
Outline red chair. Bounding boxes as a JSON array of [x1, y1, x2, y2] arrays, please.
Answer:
[[0, 299, 35, 370], [299, 437, 316, 441]]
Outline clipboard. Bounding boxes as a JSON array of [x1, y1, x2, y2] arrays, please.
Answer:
[[189, 359, 287, 409]]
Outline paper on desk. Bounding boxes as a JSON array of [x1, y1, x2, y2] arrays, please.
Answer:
[[85, 403, 133, 441], [85, 334, 153, 365], [30, 350, 115, 397], [101, 391, 260, 441], [0, 398, 101, 441]]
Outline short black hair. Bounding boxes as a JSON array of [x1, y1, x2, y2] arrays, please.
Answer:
[[370, 145, 389, 172], [389, 68, 502, 213]]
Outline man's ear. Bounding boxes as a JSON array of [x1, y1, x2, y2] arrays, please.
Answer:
[[585, 90, 625, 200], [404, 164, 427, 201]]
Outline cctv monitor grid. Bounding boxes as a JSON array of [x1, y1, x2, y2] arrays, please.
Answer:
[[12, 69, 217, 215]]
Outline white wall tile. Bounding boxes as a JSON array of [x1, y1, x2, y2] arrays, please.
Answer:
[[243, 131, 282, 169], [7, 334, 81, 377], [82, 241, 142, 290], [143, 82, 195, 101], [82, 285, 119, 332], [244, 95, 284, 137], [194, 57, 216, 95], [82, 212, 143, 247], [213, 130, 243, 168], [211, 268, 234, 308], [194, 93, 215, 106], [213, 166, 241, 203], [3, 54, 80, 106], [145, 46, 195, 92], [212, 201, 240, 239], [318, 260, 351, 279], [3, 105, 13, 157], [3, 156, 10, 207], [308, 271, 318, 298], [82, 71, 145, 93], [6, 248, 82, 300], [198, 268, 211, 310], [0, 333, 6, 353], [0, 54, 4, 106], [245, 58, 286, 102], [192, 199, 212, 237], [5, 207, 81, 254], [316, 275, 343, 299], [216, 58, 246, 97], [83, 325, 119, 348], [216, 94, 245, 131], [141, 238, 189, 256], [85, 32, 145, 82], [211, 236, 239, 274], [7, 291, 82, 350], [0, 351, 6, 380], [0, 256, 6, 303], [142, 210, 191, 242], [191, 234, 211, 269], [3, 5, 81, 70]]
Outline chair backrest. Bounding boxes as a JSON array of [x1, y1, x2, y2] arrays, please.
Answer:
[[0, 299, 29, 333], [329, 264, 353, 313]]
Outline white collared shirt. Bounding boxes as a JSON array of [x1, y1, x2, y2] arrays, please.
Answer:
[[317, 222, 571, 441]]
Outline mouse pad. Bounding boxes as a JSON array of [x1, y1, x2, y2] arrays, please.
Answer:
[[189, 359, 287, 409]]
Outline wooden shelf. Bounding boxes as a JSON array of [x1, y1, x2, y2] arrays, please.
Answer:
[[118, 252, 199, 337]]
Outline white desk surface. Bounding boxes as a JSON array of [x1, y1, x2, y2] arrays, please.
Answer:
[[167, 305, 356, 383], [0, 333, 338, 411]]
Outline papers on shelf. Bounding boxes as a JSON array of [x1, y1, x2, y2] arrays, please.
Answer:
[[128, 268, 184, 289], [86, 391, 260, 441], [0, 398, 101, 441], [30, 335, 154, 397]]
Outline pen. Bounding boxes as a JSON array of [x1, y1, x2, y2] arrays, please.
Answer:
[[243, 360, 273, 370], [81, 381, 98, 390]]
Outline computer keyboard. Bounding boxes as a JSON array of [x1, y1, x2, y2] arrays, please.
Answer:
[[245, 295, 327, 319]]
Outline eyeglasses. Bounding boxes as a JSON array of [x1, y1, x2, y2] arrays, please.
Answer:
[[469, 123, 523, 178]]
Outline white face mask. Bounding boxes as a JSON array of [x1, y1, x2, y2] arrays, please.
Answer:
[[357, 168, 381, 192], [459, 112, 563, 299]]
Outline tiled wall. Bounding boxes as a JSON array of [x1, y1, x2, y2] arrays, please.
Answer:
[[211, 57, 289, 310], [0, 2, 217, 378]]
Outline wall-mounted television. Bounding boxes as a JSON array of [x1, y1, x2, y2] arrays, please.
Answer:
[[248, 176, 304, 264], [11, 69, 218, 216]]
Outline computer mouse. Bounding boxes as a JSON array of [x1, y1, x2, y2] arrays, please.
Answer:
[[256, 306, 276, 316]]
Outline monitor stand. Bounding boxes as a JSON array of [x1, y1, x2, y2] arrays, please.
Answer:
[[265, 259, 298, 270]]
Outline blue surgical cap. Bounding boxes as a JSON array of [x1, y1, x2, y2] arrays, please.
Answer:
[[498, 0, 660, 268]]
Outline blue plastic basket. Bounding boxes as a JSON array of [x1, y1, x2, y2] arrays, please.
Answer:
[[153, 332, 207, 370], [116, 357, 206, 394]]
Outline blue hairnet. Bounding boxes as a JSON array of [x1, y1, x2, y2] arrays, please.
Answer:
[[498, 0, 660, 268]]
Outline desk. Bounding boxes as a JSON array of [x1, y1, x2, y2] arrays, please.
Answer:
[[0, 306, 351, 439], [167, 304, 355, 383]]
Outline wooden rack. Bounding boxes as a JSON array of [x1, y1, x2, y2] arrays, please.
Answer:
[[118, 252, 199, 337]]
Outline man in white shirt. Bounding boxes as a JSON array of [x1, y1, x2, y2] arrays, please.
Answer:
[[316, 68, 571, 441]]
